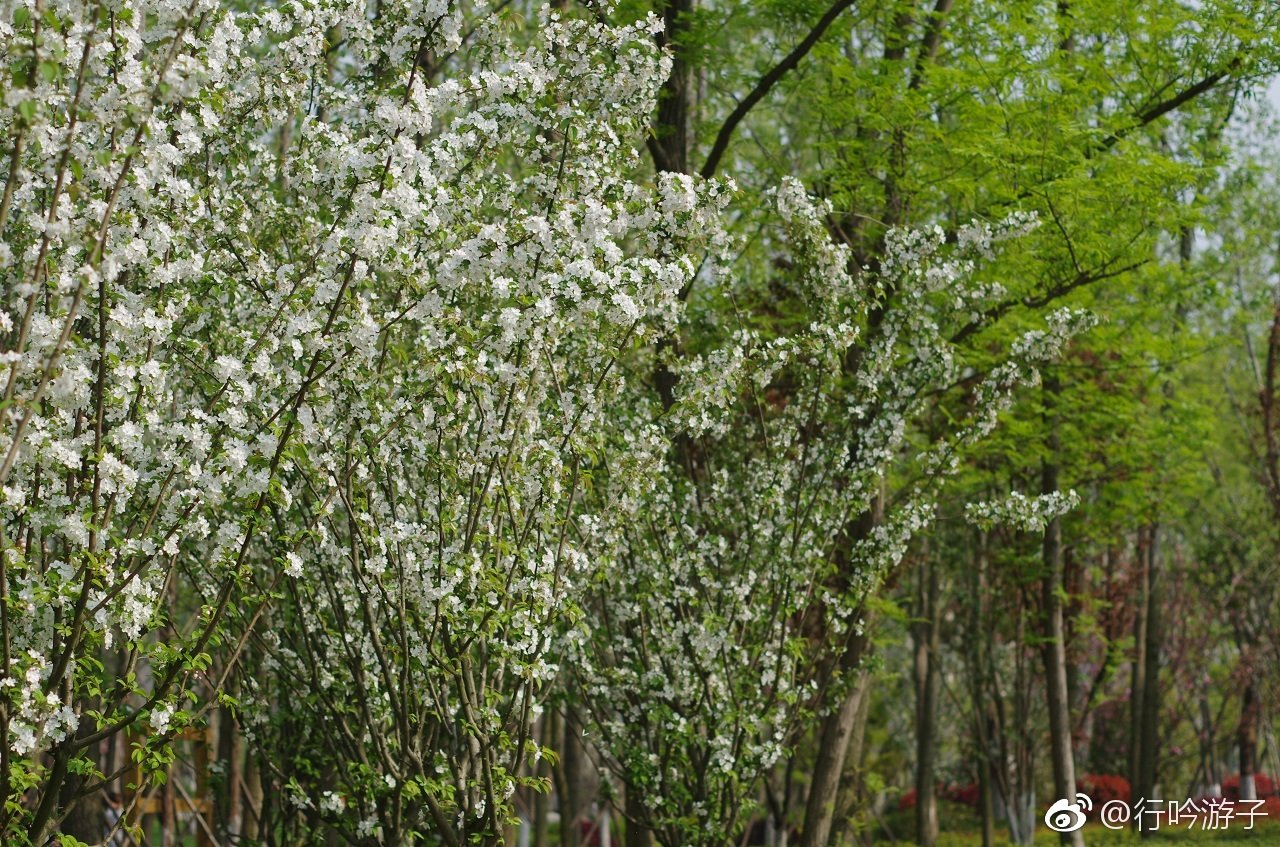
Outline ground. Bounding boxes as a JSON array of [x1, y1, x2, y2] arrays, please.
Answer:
[[873, 801, 1280, 845]]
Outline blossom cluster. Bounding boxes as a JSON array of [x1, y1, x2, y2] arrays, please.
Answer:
[[0, 1, 1089, 843], [965, 489, 1082, 532], [0, 0, 727, 842], [568, 180, 1090, 844]]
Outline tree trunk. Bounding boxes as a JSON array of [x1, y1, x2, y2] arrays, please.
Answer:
[[559, 706, 584, 847], [243, 747, 264, 842], [1040, 377, 1084, 847], [802, 487, 883, 847], [1199, 696, 1222, 797], [969, 531, 996, 847], [976, 714, 995, 847], [625, 787, 652, 847], [217, 683, 245, 842], [162, 771, 177, 847], [1137, 525, 1162, 834], [651, 0, 694, 175], [1239, 677, 1260, 801], [829, 670, 874, 847], [57, 762, 100, 845], [800, 634, 868, 847], [913, 550, 941, 847], [535, 711, 554, 847], [1128, 527, 1149, 824]]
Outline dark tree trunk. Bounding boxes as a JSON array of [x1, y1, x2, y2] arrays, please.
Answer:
[[1137, 525, 1163, 834], [625, 786, 653, 847], [559, 707, 583, 847], [1128, 529, 1148, 810], [976, 714, 996, 847], [651, 0, 694, 175], [1239, 678, 1260, 801], [217, 681, 245, 842], [57, 770, 100, 846], [913, 550, 941, 847]]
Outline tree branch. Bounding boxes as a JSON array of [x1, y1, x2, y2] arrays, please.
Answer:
[[700, 0, 858, 178], [907, 0, 954, 92], [1099, 61, 1238, 152], [949, 258, 1148, 347]]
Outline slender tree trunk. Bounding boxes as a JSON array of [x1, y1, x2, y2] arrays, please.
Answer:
[[241, 736, 264, 842], [217, 679, 244, 842], [1128, 527, 1153, 832], [1239, 677, 1260, 801], [1064, 546, 1082, 755], [162, 772, 177, 847], [829, 670, 873, 847], [1199, 696, 1221, 796], [968, 530, 996, 847], [1040, 376, 1084, 847], [1137, 525, 1162, 833], [913, 550, 941, 847], [599, 808, 613, 847], [534, 711, 554, 847], [559, 706, 585, 847], [1009, 600, 1037, 847], [56, 733, 100, 845], [800, 634, 869, 847], [802, 487, 883, 847], [976, 715, 995, 847], [228, 715, 244, 840]]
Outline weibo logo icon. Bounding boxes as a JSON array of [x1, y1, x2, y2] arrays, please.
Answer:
[[1044, 793, 1092, 833]]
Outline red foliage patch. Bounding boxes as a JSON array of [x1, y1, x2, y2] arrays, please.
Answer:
[[898, 782, 981, 811], [1222, 773, 1278, 800], [1077, 773, 1131, 815]]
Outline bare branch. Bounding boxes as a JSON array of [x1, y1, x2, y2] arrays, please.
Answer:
[[700, 0, 858, 178]]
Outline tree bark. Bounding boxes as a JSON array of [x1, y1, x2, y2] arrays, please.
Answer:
[[242, 753, 261, 842], [559, 706, 583, 847], [801, 485, 884, 847], [1239, 677, 1260, 801], [829, 670, 874, 847], [1128, 528, 1149, 824], [912, 550, 941, 847], [976, 714, 995, 847], [162, 771, 177, 847], [650, 0, 694, 175], [968, 530, 996, 847], [799, 634, 869, 847], [534, 710, 553, 847], [625, 786, 652, 847], [217, 683, 245, 842], [1040, 376, 1084, 847], [1198, 696, 1222, 797], [1137, 525, 1162, 835], [56, 748, 100, 845]]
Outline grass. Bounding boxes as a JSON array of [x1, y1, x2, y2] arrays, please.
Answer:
[[873, 801, 1280, 845]]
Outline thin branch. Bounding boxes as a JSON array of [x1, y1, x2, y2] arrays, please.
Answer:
[[700, 0, 857, 178], [1099, 62, 1238, 152]]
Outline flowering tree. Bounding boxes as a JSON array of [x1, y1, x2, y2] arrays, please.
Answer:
[[567, 182, 1090, 846], [233, 6, 733, 846], [0, 0, 726, 843]]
